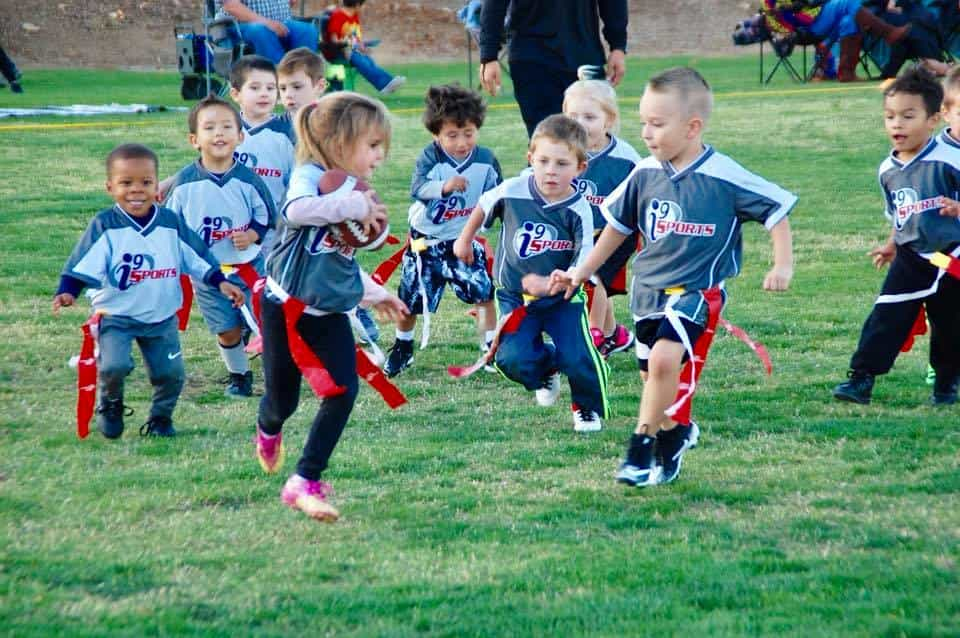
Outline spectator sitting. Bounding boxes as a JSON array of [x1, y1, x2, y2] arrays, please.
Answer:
[[324, 0, 405, 95], [865, 0, 953, 80], [217, 0, 319, 64]]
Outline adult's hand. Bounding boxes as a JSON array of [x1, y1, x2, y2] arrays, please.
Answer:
[[607, 49, 626, 87], [263, 18, 289, 37], [480, 61, 502, 97]]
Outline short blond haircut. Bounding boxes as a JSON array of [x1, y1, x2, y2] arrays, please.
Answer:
[[646, 66, 713, 121], [294, 91, 391, 168], [943, 65, 960, 107], [529, 114, 588, 164], [278, 47, 325, 83], [563, 79, 621, 134]]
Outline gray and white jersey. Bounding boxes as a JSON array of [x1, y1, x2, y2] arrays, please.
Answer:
[[879, 132, 960, 255], [267, 163, 363, 313], [164, 160, 275, 266], [235, 115, 295, 214], [478, 174, 594, 294], [601, 146, 797, 317], [62, 205, 221, 323], [407, 143, 502, 241]]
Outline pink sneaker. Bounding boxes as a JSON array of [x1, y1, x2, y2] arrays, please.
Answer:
[[255, 425, 284, 474], [590, 327, 605, 349], [600, 324, 635, 357], [281, 474, 340, 522]]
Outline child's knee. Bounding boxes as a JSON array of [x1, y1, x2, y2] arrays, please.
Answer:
[[99, 358, 134, 382], [218, 327, 244, 346], [647, 346, 683, 379]]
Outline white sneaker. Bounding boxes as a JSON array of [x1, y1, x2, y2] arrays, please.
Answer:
[[571, 405, 602, 432], [380, 76, 406, 95], [688, 420, 700, 448], [535, 371, 561, 407]]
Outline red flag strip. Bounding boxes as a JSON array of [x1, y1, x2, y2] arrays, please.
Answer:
[[176, 275, 193, 331], [448, 306, 528, 378], [76, 313, 102, 439], [718, 318, 774, 375], [665, 288, 723, 425]]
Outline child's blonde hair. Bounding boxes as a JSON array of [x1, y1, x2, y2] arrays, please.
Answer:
[[943, 65, 960, 107], [646, 66, 713, 122], [529, 114, 588, 164], [562, 79, 620, 134], [294, 91, 391, 168], [278, 47, 325, 83]]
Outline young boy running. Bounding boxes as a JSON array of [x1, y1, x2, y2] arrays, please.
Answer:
[[385, 84, 502, 377], [455, 114, 609, 433], [54, 144, 244, 438], [554, 67, 796, 484], [164, 95, 277, 398], [833, 67, 960, 406]]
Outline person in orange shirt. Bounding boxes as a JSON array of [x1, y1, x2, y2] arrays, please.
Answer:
[[324, 0, 405, 94]]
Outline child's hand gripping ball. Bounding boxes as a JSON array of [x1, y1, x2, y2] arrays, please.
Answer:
[[319, 169, 391, 251]]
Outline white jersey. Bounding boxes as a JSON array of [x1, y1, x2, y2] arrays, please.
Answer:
[[235, 114, 296, 213], [61, 204, 222, 323]]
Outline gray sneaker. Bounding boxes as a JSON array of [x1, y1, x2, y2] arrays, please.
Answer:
[[380, 76, 406, 95]]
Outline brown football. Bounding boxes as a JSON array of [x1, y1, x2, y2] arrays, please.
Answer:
[[318, 169, 390, 250]]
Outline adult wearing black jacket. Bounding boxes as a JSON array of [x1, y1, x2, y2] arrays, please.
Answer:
[[478, 0, 628, 137]]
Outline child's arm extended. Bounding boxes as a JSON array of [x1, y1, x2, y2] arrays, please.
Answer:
[[762, 217, 794, 291], [550, 225, 629, 297], [360, 270, 409, 323], [452, 205, 488, 265]]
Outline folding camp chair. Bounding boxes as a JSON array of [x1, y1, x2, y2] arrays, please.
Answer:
[[175, 0, 247, 99]]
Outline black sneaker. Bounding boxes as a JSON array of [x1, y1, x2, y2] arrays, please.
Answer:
[[657, 425, 696, 484], [833, 370, 874, 405], [384, 339, 414, 378], [96, 398, 132, 439], [140, 415, 177, 437], [225, 371, 254, 398], [615, 433, 659, 487], [932, 373, 959, 406]]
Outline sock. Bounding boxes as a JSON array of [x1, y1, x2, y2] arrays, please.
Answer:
[[627, 432, 655, 464], [483, 329, 496, 346], [219, 341, 249, 374], [395, 329, 414, 341]]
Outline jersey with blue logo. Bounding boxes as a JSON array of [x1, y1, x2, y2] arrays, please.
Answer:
[[235, 115, 295, 213], [602, 146, 797, 317], [408, 143, 502, 241], [61, 204, 222, 323], [574, 135, 642, 231], [879, 132, 960, 255], [164, 160, 275, 266], [478, 174, 594, 294], [267, 163, 364, 313]]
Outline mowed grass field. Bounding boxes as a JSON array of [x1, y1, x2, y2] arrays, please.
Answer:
[[1, 57, 958, 637]]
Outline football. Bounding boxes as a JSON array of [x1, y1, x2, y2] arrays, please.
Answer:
[[318, 169, 390, 250]]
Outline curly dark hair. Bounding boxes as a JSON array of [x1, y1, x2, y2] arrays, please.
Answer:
[[884, 66, 943, 117], [422, 84, 487, 134]]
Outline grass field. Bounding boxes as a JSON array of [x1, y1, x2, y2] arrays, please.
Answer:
[[1, 56, 958, 637]]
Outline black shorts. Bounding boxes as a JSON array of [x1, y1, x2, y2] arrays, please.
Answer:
[[634, 316, 704, 372]]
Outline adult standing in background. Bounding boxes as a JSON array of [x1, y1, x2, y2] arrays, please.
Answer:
[[478, 0, 628, 137], [218, 0, 319, 64]]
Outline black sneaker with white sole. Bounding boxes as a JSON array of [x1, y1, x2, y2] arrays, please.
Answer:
[[140, 415, 177, 437], [616, 433, 659, 486], [384, 339, 414, 378], [657, 425, 696, 484]]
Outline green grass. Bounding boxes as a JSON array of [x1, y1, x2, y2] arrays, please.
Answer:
[[1, 56, 959, 637]]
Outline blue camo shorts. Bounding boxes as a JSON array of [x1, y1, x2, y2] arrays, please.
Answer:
[[397, 238, 493, 315]]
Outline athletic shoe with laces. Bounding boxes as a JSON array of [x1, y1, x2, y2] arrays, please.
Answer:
[[225, 370, 254, 398], [255, 424, 284, 473], [571, 404, 602, 432], [931, 373, 959, 406], [139, 415, 176, 437], [657, 424, 695, 484], [380, 76, 406, 95], [96, 398, 132, 439], [281, 474, 339, 522], [384, 339, 414, 378], [590, 327, 605, 349], [600, 324, 636, 358], [832, 370, 874, 404], [535, 371, 561, 407], [616, 433, 660, 486]]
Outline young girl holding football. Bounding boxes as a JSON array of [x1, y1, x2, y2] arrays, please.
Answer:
[[562, 80, 643, 358], [255, 92, 408, 522]]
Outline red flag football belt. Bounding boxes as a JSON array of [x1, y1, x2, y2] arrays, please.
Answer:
[[176, 275, 194, 331], [280, 292, 407, 409], [447, 305, 528, 378], [76, 313, 103, 439], [665, 288, 723, 425]]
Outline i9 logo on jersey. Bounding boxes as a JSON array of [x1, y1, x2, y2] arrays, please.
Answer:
[[112, 253, 176, 290], [892, 187, 942, 230], [644, 198, 714, 242], [429, 194, 470, 224], [513, 222, 573, 258], [574, 178, 604, 206]]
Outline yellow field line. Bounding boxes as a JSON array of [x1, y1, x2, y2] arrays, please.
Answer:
[[0, 83, 874, 131]]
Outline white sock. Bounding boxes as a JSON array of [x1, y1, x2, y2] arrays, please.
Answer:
[[219, 341, 248, 374], [484, 329, 496, 346], [395, 329, 414, 341]]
